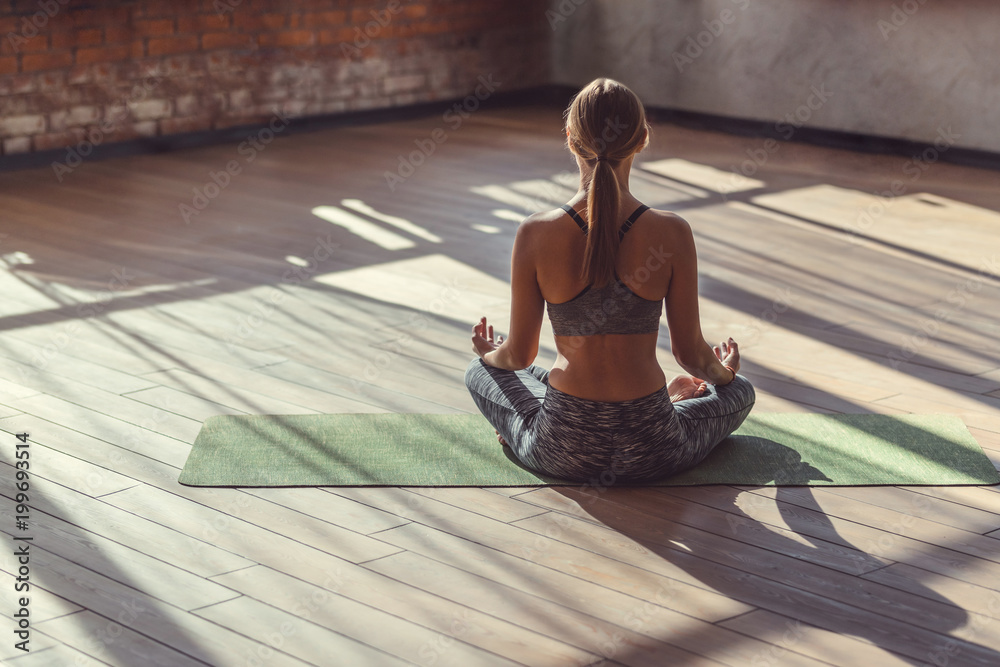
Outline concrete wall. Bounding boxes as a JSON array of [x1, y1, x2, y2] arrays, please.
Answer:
[[549, 0, 1000, 153]]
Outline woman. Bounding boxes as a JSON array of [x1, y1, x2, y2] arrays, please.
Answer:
[[464, 78, 755, 484]]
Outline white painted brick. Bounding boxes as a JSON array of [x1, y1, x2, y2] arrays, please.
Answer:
[[133, 121, 158, 138], [67, 67, 93, 86], [361, 58, 390, 79], [174, 94, 200, 116], [392, 92, 423, 106], [48, 110, 70, 132], [318, 99, 348, 114], [382, 73, 426, 96], [278, 99, 309, 116], [0, 114, 45, 137], [67, 105, 101, 126], [211, 92, 228, 112], [326, 84, 357, 100], [229, 89, 252, 109], [128, 99, 172, 121], [3, 137, 32, 154]]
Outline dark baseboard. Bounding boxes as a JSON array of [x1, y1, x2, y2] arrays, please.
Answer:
[[642, 105, 1000, 172], [0, 85, 566, 174], [2, 83, 998, 173], [531, 84, 1000, 171]]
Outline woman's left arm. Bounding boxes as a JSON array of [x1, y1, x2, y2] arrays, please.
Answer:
[[472, 219, 544, 370]]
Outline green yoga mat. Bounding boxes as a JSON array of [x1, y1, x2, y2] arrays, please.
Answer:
[[178, 413, 999, 487]]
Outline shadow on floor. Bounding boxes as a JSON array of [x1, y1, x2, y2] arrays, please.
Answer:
[[551, 484, 1000, 666]]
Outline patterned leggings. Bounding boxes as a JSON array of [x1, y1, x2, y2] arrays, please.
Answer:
[[464, 357, 756, 484]]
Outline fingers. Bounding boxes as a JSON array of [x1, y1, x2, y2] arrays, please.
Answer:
[[473, 316, 488, 339], [721, 337, 741, 375], [715, 337, 739, 358], [472, 316, 506, 350]]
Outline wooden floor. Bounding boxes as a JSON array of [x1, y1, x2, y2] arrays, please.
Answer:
[[1, 103, 999, 666]]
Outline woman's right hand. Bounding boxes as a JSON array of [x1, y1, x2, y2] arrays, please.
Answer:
[[714, 337, 740, 376]]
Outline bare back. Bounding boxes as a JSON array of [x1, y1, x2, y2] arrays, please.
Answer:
[[533, 200, 685, 401]]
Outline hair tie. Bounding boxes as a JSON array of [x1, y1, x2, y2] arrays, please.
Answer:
[[595, 156, 608, 162]]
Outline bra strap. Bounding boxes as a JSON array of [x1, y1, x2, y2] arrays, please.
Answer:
[[563, 203, 649, 239], [618, 204, 649, 241], [561, 204, 589, 235]]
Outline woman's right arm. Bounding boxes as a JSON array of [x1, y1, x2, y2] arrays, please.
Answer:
[[663, 215, 740, 385]]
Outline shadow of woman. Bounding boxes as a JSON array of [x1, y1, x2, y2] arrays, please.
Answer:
[[546, 447, 1000, 666]]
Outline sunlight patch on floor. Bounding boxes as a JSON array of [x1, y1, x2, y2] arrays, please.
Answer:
[[340, 199, 442, 244], [471, 224, 502, 234], [752, 185, 1000, 276], [1, 261, 218, 311], [700, 293, 1000, 413], [0, 250, 34, 267], [506, 178, 576, 207], [490, 209, 524, 223], [639, 158, 757, 196], [312, 205, 415, 251], [469, 184, 549, 213], [312, 253, 512, 326]]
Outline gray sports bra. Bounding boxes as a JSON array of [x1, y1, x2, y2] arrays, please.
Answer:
[[545, 204, 663, 336]]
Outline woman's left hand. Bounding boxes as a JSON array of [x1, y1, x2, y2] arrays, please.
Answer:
[[472, 316, 504, 359]]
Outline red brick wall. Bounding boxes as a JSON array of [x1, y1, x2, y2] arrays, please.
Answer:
[[0, 0, 551, 156]]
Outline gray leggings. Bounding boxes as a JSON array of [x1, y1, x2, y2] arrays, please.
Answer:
[[464, 358, 756, 484]]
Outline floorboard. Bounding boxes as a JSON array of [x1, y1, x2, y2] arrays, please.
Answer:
[[1, 104, 998, 665]]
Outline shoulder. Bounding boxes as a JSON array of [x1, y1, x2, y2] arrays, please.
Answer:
[[635, 209, 696, 272], [641, 207, 694, 245], [514, 207, 569, 241], [646, 208, 694, 248], [522, 207, 569, 227], [643, 207, 690, 231], [509, 211, 549, 262]]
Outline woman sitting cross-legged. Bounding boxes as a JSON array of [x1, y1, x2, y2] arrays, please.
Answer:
[[464, 77, 755, 484]]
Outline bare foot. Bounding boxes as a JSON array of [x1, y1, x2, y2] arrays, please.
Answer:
[[495, 429, 509, 447], [667, 374, 708, 403]]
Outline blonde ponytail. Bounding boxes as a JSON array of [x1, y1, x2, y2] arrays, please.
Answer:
[[583, 158, 621, 288], [565, 79, 650, 288]]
